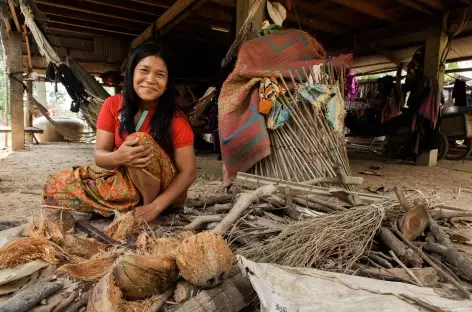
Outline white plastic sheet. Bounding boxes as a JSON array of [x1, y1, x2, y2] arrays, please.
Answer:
[[0, 225, 27, 249], [237, 255, 472, 312]]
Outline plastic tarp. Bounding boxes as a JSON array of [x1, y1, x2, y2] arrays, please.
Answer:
[[237, 255, 472, 311]]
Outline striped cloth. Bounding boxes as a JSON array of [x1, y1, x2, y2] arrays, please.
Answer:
[[218, 29, 351, 185]]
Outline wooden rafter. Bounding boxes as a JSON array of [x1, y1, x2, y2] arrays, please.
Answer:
[[131, 0, 207, 48], [416, 0, 447, 11], [35, 0, 151, 24], [369, 43, 403, 66], [328, 0, 398, 22], [7, 0, 20, 32], [84, 0, 164, 17], [47, 20, 139, 36], [22, 24, 32, 70], [37, 6, 145, 31], [395, 0, 434, 15], [286, 14, 350, 35]]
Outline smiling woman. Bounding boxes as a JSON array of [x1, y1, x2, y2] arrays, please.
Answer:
[[42, 43, 197, 223]]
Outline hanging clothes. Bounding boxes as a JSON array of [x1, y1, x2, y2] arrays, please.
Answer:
[[258, 77, 286, 114], [452, 79, 467, 107]]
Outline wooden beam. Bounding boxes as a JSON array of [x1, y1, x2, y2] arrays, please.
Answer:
[[131, 0, 207, 48], [84, 0, 165, 16], [47, 19, 140, 36], [416, 0, 447, 11], [37, 5, 145, 31], [328, 0, 398, 22], [35, 0, 152, 24], [7, 0, 20, 32], [369, 43, 402, 66], [395, 0, 435, 15], [22, 25, 32, 70], [286, 14, 350, 35]]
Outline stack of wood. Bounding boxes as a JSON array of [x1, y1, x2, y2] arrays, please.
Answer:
[[2, 171, 472, 311]]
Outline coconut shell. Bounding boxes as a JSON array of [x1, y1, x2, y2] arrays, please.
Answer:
[[175, 231, 233, 288], [112, 254, 178, 300], [87, 273, 121, 312]]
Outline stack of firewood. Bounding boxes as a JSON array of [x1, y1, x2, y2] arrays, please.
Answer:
[[2, 171, 472, 311]]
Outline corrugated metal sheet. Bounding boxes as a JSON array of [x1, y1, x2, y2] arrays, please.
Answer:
[[94, 36, 127, 62], [45, 35, 93, 52], [47, 29, 95, 39]]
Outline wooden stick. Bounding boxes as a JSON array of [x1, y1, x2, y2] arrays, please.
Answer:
[[145, 288, 174, 312], [52, 291, 78, 312], [389, 250, 424, 287], [428, 214, 452, 247], [206, 203, 233, 213], [63, 293, 89, 312], [393, 187, 412, 211], [76, 220, 122, 246], [0, 281, 63, 312], [213, 185, 277, 235], [183, 215, 225, 231], [185, 195, 235, 208], [392, 222, 471, 299], [368, 253, 393, 269]]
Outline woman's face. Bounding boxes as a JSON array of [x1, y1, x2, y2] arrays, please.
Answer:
[[133, 55, 168, 102]]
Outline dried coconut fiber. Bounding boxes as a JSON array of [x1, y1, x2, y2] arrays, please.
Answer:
[[240, 205, 385, 271], [28, 218, 64, 243], [0, 237, 59, 269], [104, 211, 139, 242], [58, 253, 118, 281], [176, 231, 233, 288], [61, 234, 107, 259], [136, 232, 182, 259]]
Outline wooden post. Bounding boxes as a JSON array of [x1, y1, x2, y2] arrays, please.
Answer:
[[416, 24, 447, 167], [36, 80, 47, 104], [24, 77, 33, 143], [7, 31, 24, 150], [423, 24, 447, 88], [236, 0, 266, 40]]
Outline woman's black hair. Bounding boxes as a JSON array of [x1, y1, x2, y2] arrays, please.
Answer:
[[119, 42, 178, 156]]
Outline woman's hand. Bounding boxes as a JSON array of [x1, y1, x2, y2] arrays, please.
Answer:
[[135, 203, 161, 223], [113, 138, 153, 168]]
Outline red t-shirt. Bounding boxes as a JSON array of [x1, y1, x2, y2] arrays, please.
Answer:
[[96, 94, 194, 150]]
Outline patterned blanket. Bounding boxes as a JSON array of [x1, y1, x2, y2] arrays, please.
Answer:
[[218, 29, 352, 184]]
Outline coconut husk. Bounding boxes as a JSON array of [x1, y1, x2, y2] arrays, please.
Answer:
[[88, 272, 163, 312], [28, 218, 64, 243], [176, 231, 233, 288], [87, 273, 121, 312], [104, 212, 138, 242], [58, 253, 118, 281], [61, 234, 107, 259], [136, 232, 180, 259], [0, 237, 59, 269], [112, 254, 178, 300]]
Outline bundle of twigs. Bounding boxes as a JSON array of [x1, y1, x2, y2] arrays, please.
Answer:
[[249, 66, 352, 190], [239, 205, 384, 271]]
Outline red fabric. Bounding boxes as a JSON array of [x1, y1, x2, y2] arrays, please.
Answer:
[[97, 94, 194, 150]]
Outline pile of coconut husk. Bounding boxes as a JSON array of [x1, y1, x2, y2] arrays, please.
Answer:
[[2, 171, 472, 311]]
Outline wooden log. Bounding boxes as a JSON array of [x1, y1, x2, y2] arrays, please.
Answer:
[[52, 291, 77, 312], [183, 215, 225, 231], [367, 252, 393, 269], [389, 250, 424, 287], [398, 203, 429, 241], [213, 185, 277, 235], [185, 195, 235, 208], [392, 224, 471, 299], [304, 165, 364, 186], [422, 243, 472, 282], [235, 172, 386, 204], [361, 267, 439, 287], [174, 281, 199, 304], [172, 274, 254, 312], [63, 293, 89, 312], [393, 187, 412, 211], [378, 227, 422, 267], [75, 220, 122, 246], [427, 214, 452, 247], [0, 281, 62, 312]]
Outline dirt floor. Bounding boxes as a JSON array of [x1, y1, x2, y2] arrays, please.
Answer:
[[2, 142, 472, 221]]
